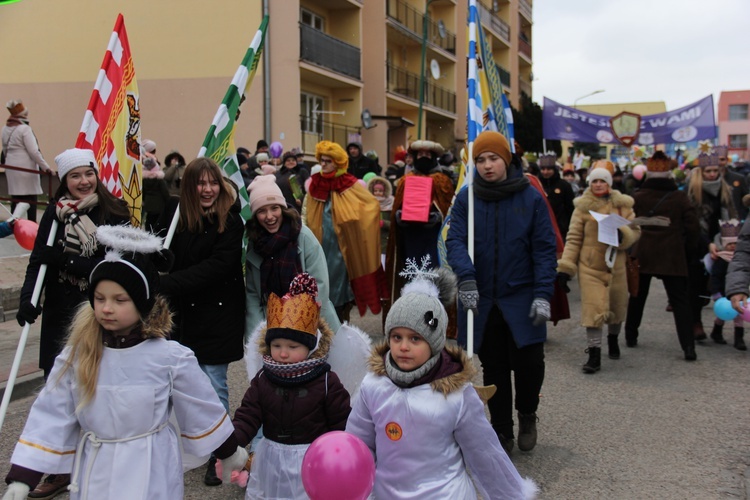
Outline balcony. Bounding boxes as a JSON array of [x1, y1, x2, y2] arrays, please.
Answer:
[[386, 0, 456, 54], [518, 78, 531, 97], [387, 63, 456, 114], [519, 0, 532, 22], [518, 34, 532, 60], [299, 116, 361, 154], [300, 24, 361, 80], [498, 65, 510, 88], [477, 1, 510, 44]]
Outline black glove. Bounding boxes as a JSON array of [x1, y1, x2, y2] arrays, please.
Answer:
[[557, 272, 571, 293], [16, 301, 42, 326], [37, 246, 66, 267], [458, 280, 479, 314]]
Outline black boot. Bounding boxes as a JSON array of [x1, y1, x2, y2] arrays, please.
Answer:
[[625, 330, 638, 347], [204, 455, 222, 486], [582, 347, 601, 373], [734, 328, 747, 351], [517, 413, 538, 452], [684, 345, 697, 361], [710, 323, 727, 344], [607, 335, 620, 359], [694, 322, 707, 341]]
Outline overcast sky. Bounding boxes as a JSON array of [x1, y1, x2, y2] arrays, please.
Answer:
[[531, 0, 750, 111]]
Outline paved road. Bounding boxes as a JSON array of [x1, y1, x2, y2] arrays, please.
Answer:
[[1, 279, 749, 499]]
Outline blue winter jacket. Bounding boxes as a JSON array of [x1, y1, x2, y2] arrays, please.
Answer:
[[446, 177, 557, 350]]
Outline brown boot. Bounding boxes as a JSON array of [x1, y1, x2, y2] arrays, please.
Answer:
[[28, 474, 71, 499]]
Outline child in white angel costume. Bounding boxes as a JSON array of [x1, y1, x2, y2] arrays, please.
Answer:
[[2, 226, 246, 500], [346, 261, 539, 499]]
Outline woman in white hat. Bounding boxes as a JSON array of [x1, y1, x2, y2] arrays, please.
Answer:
[[557, 161, 641, 372]]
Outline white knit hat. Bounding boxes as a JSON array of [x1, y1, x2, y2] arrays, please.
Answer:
[[55, 148, 99, 180], [142, 139, 157, 153], [587, 166, 612, 187]]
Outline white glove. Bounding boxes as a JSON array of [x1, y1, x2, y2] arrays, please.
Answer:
[[2, 482, 30, 500], [529, 298, 551, 327], [220, 446, 249, 483]]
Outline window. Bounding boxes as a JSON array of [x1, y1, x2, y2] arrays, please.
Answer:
[[729, 104, 748, 121], [301, 8, 324, 31], [301, 93, 324, 134], [729, 134, 748, 149]]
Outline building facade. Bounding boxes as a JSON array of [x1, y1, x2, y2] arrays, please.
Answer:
[[0, 0, 532, 168], [718, 90, 750, 161]]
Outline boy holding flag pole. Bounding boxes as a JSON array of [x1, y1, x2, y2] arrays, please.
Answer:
[[445, 0, 557, 455]]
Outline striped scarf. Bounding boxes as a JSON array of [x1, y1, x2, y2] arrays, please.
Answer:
[[55, 194, 100, 257], [262, 354, 328, 387]]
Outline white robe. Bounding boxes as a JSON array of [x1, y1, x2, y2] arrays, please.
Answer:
[[346, 372, 536, 499], [10, 339, 234, 500]]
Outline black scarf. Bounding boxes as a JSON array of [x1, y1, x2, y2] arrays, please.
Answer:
[[473, 171, 530, 201], [253, 219, 302, 300]]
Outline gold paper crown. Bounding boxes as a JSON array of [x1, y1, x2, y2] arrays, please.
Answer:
[[266, 292, 320, 337], [591, 159, 615, 174], [647, 152, 671, 172], [697, 153, 719, 168]]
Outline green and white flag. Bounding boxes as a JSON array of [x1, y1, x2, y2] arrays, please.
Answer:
[[198, 15, 268, 223]]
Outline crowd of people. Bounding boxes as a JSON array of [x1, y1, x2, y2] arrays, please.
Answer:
[[3, 90, 750, 498]]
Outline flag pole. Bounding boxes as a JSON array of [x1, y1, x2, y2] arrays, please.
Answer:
[[0, 220, 58, 432], [466, 143, 475, 358], [163, 203, 180, 250]]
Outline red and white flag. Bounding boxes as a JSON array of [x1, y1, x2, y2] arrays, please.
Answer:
[[76, 14, 142, 226]]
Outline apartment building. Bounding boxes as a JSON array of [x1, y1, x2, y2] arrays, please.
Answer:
[[718, 90, 750, 161], [0, 0, 532, 166]]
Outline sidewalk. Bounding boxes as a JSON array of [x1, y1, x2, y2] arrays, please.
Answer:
[[0, 255, 44, 402]]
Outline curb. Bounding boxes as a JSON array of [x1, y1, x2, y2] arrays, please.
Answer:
[[0, 371, 44, 403]]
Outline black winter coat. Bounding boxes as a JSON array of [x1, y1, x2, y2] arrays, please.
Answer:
[[233, 367, 350, 446], [20, 202, 130, 373], [157, 198, 245, 365], [631, 177, 700, 277], [539, 171, 575, 237]]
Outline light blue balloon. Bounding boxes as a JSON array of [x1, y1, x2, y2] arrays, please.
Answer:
[[714, 297, 738, 321]]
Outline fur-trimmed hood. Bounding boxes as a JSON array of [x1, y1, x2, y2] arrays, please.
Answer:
[[574, 187, 634, 213], [368, 342, 476, 396], [254, 317, 336, 360], [141, 295, 173, 339], [142, 168, 165, 179]]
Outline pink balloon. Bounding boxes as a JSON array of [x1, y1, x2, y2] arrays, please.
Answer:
[[302, 431, 375, 500], [357, 179, 367, 187], [632, 164, 647, 181], [742, 305, 750, 323], [13, 219, 38, 250]]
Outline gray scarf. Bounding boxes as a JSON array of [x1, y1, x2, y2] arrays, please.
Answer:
[[384, 351, 439, 386], [702, 178, 722, 198]]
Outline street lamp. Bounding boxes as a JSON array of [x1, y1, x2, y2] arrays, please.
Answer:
[[573, 89, 605, 108], [417, 0, 437, 140]]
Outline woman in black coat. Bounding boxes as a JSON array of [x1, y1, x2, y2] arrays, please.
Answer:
[[155, 157, 245, 486], [17, 148, 130, 379]]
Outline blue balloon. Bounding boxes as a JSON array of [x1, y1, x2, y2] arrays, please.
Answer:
[[714, 297, 738, 321]]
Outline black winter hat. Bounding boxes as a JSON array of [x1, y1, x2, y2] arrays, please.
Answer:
[[89, 226, 173, 317]]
